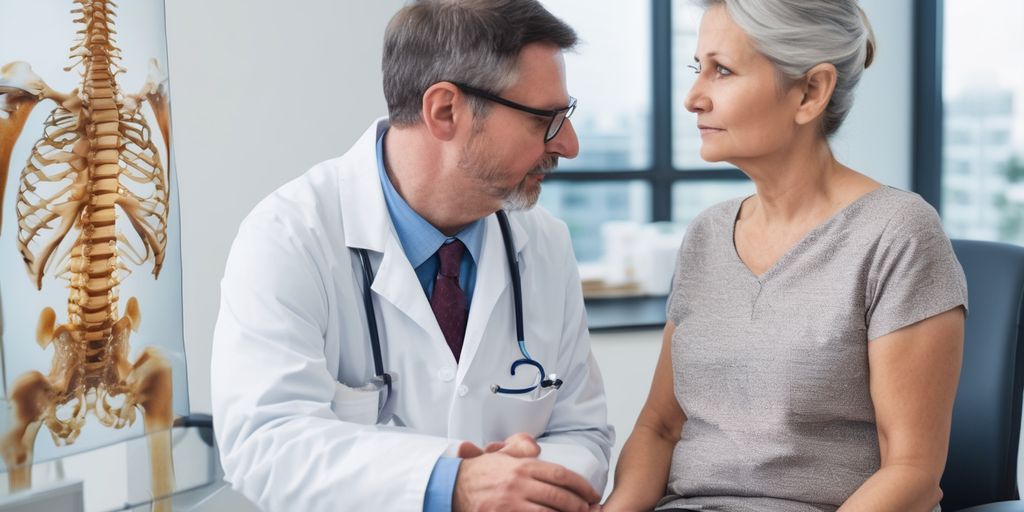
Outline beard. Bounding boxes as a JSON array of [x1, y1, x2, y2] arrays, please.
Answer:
[[458, 131, 558, 212], [500, 159, 557, 211]]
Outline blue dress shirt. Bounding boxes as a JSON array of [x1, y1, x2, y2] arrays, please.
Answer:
[[376, 131, 484, 302], [376, 130, 481, 511]]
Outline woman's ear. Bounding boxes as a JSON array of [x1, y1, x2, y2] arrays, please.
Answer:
[[420, 82, 465, 141], [794, 63, 838, 127]]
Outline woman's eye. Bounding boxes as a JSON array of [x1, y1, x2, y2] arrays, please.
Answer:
[[716, 64, 732, 76]]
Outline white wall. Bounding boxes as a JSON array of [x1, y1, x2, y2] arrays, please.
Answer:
[[165, 0, 913, 429], [590, 329, 662, 494], [165, 0, 406, 413]]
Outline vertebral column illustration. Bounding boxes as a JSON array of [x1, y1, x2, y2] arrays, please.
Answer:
[[0, 0, 175, 509]]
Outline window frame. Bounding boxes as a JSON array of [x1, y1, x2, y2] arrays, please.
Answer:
[[912, 0, 944, 211], [545, 0, 747, 224]]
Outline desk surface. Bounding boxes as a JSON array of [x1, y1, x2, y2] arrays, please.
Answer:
[[585, 295, 668, 332]]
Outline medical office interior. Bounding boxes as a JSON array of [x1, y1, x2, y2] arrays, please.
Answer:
[[1, 0, 1023, 510]]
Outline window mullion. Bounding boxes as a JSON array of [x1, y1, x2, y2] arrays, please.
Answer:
[[652, 0, 674, 222], [912, 0, 943, 212]]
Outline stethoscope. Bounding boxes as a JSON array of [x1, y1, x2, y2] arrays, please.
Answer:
[[354, 210, 563, 406]]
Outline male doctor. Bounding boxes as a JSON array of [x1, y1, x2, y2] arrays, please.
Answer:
[[210, 1, 614, 511]]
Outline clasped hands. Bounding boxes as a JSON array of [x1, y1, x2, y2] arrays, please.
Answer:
[[452, 433, 602, 512]]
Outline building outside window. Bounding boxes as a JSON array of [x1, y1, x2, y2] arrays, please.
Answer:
[[939, 0, 1024, 244]]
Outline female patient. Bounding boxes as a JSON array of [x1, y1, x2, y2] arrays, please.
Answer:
[[604, 1, 967, 511]]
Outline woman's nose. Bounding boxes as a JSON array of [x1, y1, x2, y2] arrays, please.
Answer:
[[684, 80, 710, 113]]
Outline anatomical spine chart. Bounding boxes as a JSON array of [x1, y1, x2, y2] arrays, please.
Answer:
[[0, 1, 187, 509]]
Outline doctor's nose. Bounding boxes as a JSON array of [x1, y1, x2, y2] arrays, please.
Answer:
[[547, 118, 579, 159]]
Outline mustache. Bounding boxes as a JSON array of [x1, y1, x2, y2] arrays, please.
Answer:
[[528, 158, 559, 175]]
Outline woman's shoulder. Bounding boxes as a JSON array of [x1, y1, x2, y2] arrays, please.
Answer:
[[865, 186, 945, 238], [870, 185, 936, 211]]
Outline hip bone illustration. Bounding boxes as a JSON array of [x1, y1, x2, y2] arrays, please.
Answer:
[[0, 0, 176, 508]]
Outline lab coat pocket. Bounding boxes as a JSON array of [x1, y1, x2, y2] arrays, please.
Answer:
[[481, 386, 559, 441], [330, 381, 380, 425]]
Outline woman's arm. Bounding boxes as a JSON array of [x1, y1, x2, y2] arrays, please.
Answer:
[[603, 321, 686, 511], [839, 307, 965, 512]]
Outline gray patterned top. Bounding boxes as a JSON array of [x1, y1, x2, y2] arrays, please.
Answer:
[[658, 186, 967, 512]]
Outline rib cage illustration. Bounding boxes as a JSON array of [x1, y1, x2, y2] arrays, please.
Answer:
[[0, 0, 176, 508]]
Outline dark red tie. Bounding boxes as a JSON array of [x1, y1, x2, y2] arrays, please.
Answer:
[[431, 239, 468, 362]]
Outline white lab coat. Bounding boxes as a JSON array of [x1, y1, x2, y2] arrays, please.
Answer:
[[211, 119, 614, 512]]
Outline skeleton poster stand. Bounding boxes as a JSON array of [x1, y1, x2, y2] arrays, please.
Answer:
[[0, 1, 193, 510]]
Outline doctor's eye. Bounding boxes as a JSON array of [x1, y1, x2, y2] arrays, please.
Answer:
[[716, 64, 733, 76]]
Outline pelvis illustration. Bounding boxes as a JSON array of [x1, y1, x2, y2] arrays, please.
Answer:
[[0, 0, 175, 508]]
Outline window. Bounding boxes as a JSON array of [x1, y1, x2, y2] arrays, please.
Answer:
[[539, 1, 750, 265], [988, 130, 1011, 146], [672, 181, 756, 225], [918, 0, 1024, 245], [544, 1, 651, 172], [538, 181, 650, 262]]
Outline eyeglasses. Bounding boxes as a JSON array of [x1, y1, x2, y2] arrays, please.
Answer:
[[450, 81, 576, 143]]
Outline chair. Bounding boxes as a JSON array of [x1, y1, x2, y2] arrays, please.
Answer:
[[941, 239, 1024, 511]]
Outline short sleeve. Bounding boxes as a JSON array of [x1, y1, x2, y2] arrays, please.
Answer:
[[666, 237, 689, 327], [865, 198, 968, 341]]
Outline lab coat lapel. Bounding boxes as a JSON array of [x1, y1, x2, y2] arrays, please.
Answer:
[[339, 118, 446, 349], [457, 213, 529, 380], [372, 236, 447, 345]]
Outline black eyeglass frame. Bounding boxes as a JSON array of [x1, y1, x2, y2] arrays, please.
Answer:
[[449, 81, 577, 143]]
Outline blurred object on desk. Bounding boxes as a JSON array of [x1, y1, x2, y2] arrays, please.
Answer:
[[580, 221, 685, 298]]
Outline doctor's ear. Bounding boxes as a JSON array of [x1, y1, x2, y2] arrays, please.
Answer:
[[420, 82, 466, 142]]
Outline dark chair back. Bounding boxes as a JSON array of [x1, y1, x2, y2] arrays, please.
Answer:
[[941, 239, 1024, 510]]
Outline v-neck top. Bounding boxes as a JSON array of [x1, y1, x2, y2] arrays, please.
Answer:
[[658, 186, 967, 511]]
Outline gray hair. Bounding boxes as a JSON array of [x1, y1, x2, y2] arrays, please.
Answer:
[[383, 0, 577, 128], [700, 0, 876, 137]]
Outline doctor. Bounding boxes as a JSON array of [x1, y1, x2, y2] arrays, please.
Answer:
[[210, 1, 613, 511]]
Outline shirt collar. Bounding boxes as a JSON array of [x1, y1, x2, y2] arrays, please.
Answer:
[[376, 129, 485, 268]]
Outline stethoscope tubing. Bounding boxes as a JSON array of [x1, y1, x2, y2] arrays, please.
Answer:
[[358, 249, 391, 391], [355, 210, 562, 404], [492, 211, 562, 394]]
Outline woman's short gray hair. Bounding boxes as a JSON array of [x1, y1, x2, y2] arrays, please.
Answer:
[[701, 0, 876, 137], [383, 0, 577, 128]]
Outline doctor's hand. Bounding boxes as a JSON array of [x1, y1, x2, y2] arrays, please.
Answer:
[[457, 432, 541, 459], [452, 450, 601, 512]]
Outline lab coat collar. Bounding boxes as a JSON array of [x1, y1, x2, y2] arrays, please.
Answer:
[[340, 118, 392, 253]]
